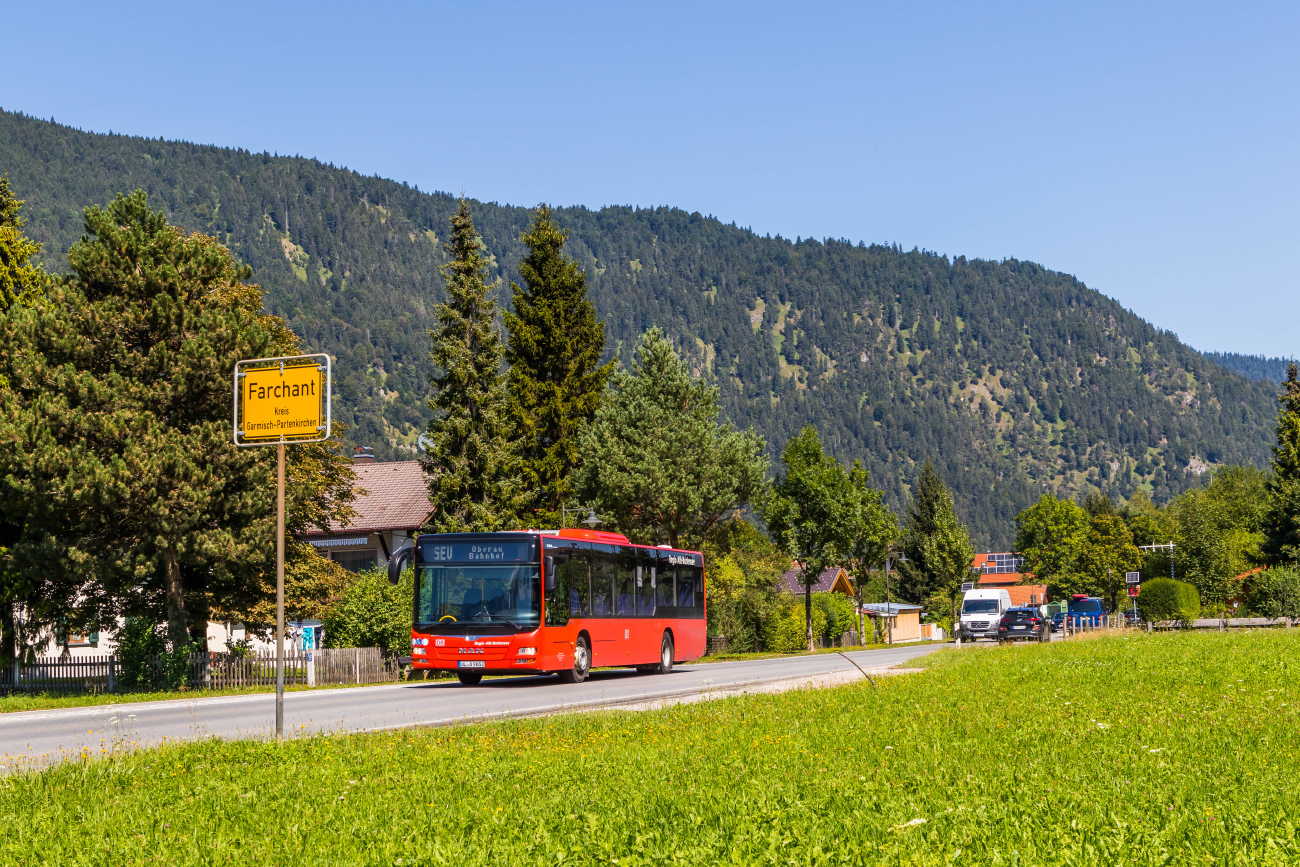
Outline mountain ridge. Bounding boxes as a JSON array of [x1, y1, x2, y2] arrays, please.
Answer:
[[0, 108, 1281, 548]]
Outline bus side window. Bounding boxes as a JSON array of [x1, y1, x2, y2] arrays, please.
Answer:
[[560, 543, 591, 617], [637, 549, 656, 616], [543, 545, 569, 626], [615, 547, 636, 616], [591, 544, 615, 616], [677, 565, 697, 609], [656, 559, 675, 609]]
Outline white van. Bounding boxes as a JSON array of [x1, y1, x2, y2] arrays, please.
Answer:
[[958, 588, 1013, 641]]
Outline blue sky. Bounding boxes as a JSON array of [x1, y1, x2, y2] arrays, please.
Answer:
[[6, 2, 1298, 355]]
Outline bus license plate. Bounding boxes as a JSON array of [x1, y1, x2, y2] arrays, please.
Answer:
[[458, 661, 486, 669]]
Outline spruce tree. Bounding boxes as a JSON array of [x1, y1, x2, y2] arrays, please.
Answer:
[[0, 191, 356, 653], [1262, 364, 1300, 564], [422, 200, 527, 532], [576, 328, 767, 547], [895, 461, 977, 612], [503, 205, 614, 522]]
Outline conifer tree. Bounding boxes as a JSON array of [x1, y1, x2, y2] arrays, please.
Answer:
[[0, 174, 44, 312], [1262, 364, 1300, 564], [895, 461, 977, 613], [422, 200, 527, 532], [504, 205, 614, 522], [0, 191, 356, 653], [576, 328, 767, 546]]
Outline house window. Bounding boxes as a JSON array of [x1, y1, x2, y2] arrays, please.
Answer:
[[333, 549, 378, 573]]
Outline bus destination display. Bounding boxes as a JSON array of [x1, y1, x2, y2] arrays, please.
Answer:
[[425, 542, 534, 563]]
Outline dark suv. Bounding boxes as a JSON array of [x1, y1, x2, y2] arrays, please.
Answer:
[[997, 607, 1048, 643]]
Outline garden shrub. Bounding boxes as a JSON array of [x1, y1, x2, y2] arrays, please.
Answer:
[[764, 596, 828, 653], [323, 568, 413, 655], [813, 592, 858, 646], [1138, 577, 1200, 622], [115, 617, 165, 689], [1242, 565, 1300, 618]]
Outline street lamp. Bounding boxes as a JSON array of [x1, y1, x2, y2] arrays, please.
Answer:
[[582, 509, 602, 528]]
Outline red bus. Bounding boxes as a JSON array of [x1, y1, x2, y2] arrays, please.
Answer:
[[388, 529, 706, 685]]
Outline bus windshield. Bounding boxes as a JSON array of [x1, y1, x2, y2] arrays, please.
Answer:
[[416, 563, 541, 632]]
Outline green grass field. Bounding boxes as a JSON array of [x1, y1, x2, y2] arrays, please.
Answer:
[[6, 630, 1299, 865]]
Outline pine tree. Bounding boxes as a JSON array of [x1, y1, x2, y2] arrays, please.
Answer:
[[503, 205, 614, 522], [576, 328, 767, 547], [422, 200, 527, 532], [1262, 364, 1300, 565], [0, 174, 44, 313], [0, 191, 357, 652]]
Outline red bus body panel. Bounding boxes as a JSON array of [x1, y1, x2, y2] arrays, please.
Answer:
[[408, 529, 707, 676]]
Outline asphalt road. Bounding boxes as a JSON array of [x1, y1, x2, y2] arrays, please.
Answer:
[[0, 643, 945, 769]]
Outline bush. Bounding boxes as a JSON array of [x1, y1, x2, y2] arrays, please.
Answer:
[[115, 617, 165, 690], [813, 592, 858, 646], [763, 595, 828, 653], [1242, 566, 1300, 618], [1138, 578, 1200, 622], [323, 568, 413, 655]]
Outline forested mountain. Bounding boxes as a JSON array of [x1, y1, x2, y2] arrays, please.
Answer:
[[1202, 351, 1293, 386], [0, 108, 1281, 548]]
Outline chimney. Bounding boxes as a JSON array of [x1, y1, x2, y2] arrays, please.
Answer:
[[352, 446, 376, 464]]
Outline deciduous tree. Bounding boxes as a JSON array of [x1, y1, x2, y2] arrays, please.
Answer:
[[761, 427, 855, 652]]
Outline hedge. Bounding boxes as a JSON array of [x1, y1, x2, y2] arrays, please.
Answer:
[[1138, 577, 1200, 622]]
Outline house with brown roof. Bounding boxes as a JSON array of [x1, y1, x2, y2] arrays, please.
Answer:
[[780, 565, 856, 597], [301, 452, 432, 572], [971, 552, 1049, 607]]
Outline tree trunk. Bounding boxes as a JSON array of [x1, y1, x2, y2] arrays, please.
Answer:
[[163, 546, 189, 651], [805, 580, 814, 652], [669, 528, 679, 548], [0, 603, 14, 669]]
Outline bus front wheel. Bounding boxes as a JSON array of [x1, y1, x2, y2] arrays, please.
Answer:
[[559, 635, 590, 684], [457, 672, 483, 686], [657, 633, 674, 674]]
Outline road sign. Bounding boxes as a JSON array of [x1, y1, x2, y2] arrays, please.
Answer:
[[232, 353, 332, 742], [1129, 585, 1140, 597], [233, 354, 331, 446], [1125, 571, 1141, 585]]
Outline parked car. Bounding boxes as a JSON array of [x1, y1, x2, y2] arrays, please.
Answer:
[[959, 588, 1013, 642], [1050, 610, 1066, 632], [997, 606, 1049, 643], [1066, 594, 1108, 629]]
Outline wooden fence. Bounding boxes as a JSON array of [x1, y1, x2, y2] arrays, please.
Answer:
[[0, 647, 400, 695]]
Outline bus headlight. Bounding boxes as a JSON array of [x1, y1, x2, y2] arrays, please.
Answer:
[[517, 647, 536, 656]]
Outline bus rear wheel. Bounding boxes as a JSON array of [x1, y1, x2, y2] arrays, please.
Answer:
[[657, 633, 674, 674], [457, 672, 483, 686], [558, 635, 590, 684]]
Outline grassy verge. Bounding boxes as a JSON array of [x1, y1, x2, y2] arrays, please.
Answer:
[[6, 630, 1300, 865], [0, 679, 404, 714], [698, 639, 947, 663]]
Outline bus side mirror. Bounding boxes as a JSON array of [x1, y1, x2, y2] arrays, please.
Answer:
[[544, 557, 556, 592], [388, 541, 415, 586]]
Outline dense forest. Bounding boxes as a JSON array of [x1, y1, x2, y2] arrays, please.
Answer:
[[0, 108, 1282, 548], [1201, 352, 1293, 386]]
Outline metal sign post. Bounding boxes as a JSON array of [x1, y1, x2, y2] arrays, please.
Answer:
[[234, 354, 331, 740]]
